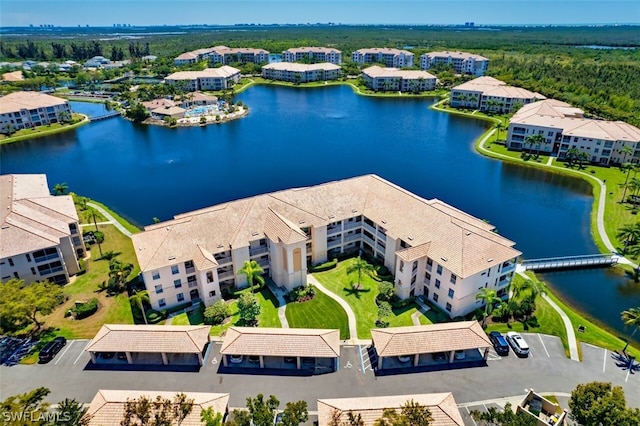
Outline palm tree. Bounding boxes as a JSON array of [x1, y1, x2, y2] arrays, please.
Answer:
[[108, 259, 134, 292], [620, 145, 634, 165], [476, 288, 501, 327], [577, 151, 590, 169], [82, 206, 99, 231], [238, 259, 265, 292], [617, 223, 640, 253], [510, 279, 528, 300], [346, 257, 376, 288], [620, 162, 635, 203], [493, 121, 506, 141], [566, 147, 580, 167], [53, 182, 68, 195], [525, 134, 546, 160], [129, 290, 150, 324]]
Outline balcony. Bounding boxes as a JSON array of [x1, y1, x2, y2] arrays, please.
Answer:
[[188, 280, 198, 288], [362, 234, 376, 248], [363, 222, 377, 235], [343, 233, 361, 243], [218, 270, 235, 280], [39, 266, 64, 275], [257, 258, 270, 268], [376, 243, 386, 253], [377, 229, 387, 239], [343, 221, 362, 231], [501, 262, 516, 273], [249, 246, 269, 257], [327, 225, 342, 235], [327, 239, 342, 249], [34, 253, 59, 263], [185, 266, 195, 274], [214, 256, 232, 265]]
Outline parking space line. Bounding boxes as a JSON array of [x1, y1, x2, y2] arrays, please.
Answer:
[[538, 334, 550, 358], [625, 366, 631, 382], [465, 406, 478, 426], [357, 345, 367, 374], [603, 349, 607, 373], [54, 340, 75, 365], [203, 342, 214, 364], [74, 341, 91, 365]]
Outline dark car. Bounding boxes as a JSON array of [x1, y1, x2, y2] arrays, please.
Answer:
[[431, 352, 446, 362], [38, 337, 66, 363], [488, 331, 510, 356]]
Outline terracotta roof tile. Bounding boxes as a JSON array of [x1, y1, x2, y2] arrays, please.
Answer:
[[220, 327, 340, 357]]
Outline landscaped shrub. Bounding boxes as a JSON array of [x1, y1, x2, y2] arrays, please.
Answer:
[[287, 284, 316, 302], [146, 309, 164, 324], [376, 281, 395, 302], [309, 259, 337, 272], [377, 266, 389, 276], [73, 298, 98, 319], [204, 301, 230, 325], [166, 302, 192, 315], [389, 295, 415, 309]]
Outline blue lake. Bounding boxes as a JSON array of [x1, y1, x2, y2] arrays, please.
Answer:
[[2, 85, 638, 340]]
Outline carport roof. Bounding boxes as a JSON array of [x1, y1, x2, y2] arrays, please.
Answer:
[[84, 389, 229, 425], [85, 324, 211, 354], [220, 327, 340, 357], [371, 321, 491, 357], [317, 392, 464, 426]]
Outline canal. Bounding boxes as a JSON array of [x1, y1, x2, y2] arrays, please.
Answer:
[[1, 85, 638, 339]]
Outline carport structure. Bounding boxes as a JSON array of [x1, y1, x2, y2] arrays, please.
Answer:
[[85, 324, 211, 366], [317, 392, 464, 425], [220, 327, 340, 372], [371, 321, 491, 370]]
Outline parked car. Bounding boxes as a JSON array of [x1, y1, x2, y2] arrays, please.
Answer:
[[283, 357, 295, 364], [301, 357, 315, 366], [229, 354, 243, 364], [506, 332, 530, 357], [454, 350, 466, 360], [397, 355, 412, 363], [38, 337, 66, 363], [248, 355, 260, 363], [488, 331, 510, 356], [116, 352, 128, 361], [100, 351, 115, 359], [431, 352, 446, 362]]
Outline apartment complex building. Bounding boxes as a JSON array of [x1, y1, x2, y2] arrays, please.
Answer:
[[0, 174, 84, 285], [0, 91, 72, 134], [506, 99, 640, 165], [209, 46, 269, 65], [261, 62, 341, 83], [282, 47, 342, 64], [164, 66, 241, 91], [420, 51, 489, 76], [361, 66, 437, 92], [132, 175, 520, 318], [450, 76, 545, 114], [351, 48, 414, 68]]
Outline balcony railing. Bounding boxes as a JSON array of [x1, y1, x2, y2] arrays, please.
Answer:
[[363, 222, 377, 235], [343, 233, 361, 243], [215, 256, 232, 265], [327, 240, 342, 249], [218, 270, 235, 280], [343, 221, 362, 231], [377, 229, 387, 239], [257, 258, 270, 268], [501, 262, 516, 273], [249, 246, 269, 257], [188, 280, 198, 288], [362, 234, 376, 248], [327, 225, 342, 235], [39, 266, 64, 275], [34, 253, 59, 263], [185, 266, 195, 274], [376, 243, 386, 253]]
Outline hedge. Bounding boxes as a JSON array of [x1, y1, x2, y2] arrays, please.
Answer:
[[146, 309, 164, 324], [74, 298, 98, 319], [309, 258, 338, 272]]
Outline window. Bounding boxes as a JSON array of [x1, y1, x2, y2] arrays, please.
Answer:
[[8, 258, 14, 267], [26, 253, 31, 262], [177, 293, 185, 302], [31, 267, 36, 275], [155, 285, 163, 294], [206, 272, 214, 283], [158, 298, 166, 308], [209, 290, 216, 297], [13, 272, 19, 279], [433, 293, 439, 302], [450, 274, 457, 284], [448, 289, 455, 298], [399, 260, 404, 273], [425, 272, 431, 282], [184, 260, 194, 271], [171, 265, 179, 275], [446, 303, 452, 312], [435, 279, 441, 289], [436, 265, 443, 275], [152, 270, 160, 280], [426, 258, 433, 266], [174, 279, 182, 289]]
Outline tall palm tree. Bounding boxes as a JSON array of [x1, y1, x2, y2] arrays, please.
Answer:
[[619, 162, 635, 203], [620, 145, 634, 165], [510, 279, 528, 300], [346, 257, 376, 288], [616, 223, 640, 253], [566, 147, 580, 167], [82, 206, 99, 231], [129, 290, 150, 324], [238, 259, 264, 292], [53, 182, 68, 195], [525, 134, 546, 160], [476, 288, 500, 326], [621, 307, 640, 352], [493, 121, 506, 141]]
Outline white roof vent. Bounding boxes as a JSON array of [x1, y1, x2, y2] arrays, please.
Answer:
[[441, 257, 448, 262], [217, 244, 224, 249], [299, 220, 305, 224], [352, 209, 358, 213], [407, 236, 414, 241], [328, 215, 335, 219], [168, 256, 175, 261], [381, 219, 387, 224], [465, 231, 471, 236], [487, 258, 493, 262], [251, 231, 259, 236]]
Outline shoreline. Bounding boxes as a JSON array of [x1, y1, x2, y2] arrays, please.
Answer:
[[142, 106, 249, 128], [0, 113, 89, 145]]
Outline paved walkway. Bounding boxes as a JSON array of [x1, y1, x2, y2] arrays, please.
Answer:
[[86, 202, 133, 237], [411, 297, 431, 326], [307, 275, 363, 344], [265, 280, 289, 328]]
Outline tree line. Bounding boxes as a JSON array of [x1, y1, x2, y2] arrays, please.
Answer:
[[0, 40, 150, 61]]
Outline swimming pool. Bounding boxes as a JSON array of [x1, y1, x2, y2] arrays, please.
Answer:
[[185, 105, 220, 117]]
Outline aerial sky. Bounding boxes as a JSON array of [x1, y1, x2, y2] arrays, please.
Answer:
[[1, 0, 639, 27]]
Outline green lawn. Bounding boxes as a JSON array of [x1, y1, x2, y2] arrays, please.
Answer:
[[312, 258, 430, 338], [256, 287, 281, 328], [0, 114, 88, 145], [286, 291, 350, 340]]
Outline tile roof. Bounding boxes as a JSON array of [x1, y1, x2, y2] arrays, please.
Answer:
[[284, 47, 341, 54], [362, 65, 436, 80], [0, 91, 69, 114], [423, 51, 488, 61], [2, 70, 24, 81], [395, 242, 431, 262], [0, 174, 78, 258], [85, 324, 211, 354], [220, 327, 340, 357], [84, 390, 229, 426], [151, 106, 186, 116], [262, 62, 341, 72], [371, 321, 491, 357], [317, 393, 464, 426], [511, 99, 640, 142], [141, 98, 176, 110], [354, 48, 413, 56], [165, 66, 240, 81], [264, 208, 308, 244], [132, 175, 520, 277], [452, 77, 545, 100]]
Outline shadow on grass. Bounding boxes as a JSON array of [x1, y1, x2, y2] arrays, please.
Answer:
[[343, 286, 371, 299]]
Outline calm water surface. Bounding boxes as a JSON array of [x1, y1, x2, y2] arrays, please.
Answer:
[[2, 86, 638, 339]]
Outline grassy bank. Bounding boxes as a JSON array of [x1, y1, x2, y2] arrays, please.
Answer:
[[0, 114, 88, 145], [86, 199, 142, 234], [286, 291, 350, 340]]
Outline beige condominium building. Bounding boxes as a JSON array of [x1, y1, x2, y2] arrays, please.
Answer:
[[506, 99, 640, 165], [261, 62, 341, 83], [420, 51, 489, 76], [361, 66, 437, 92], [0, 174, 84, 285], [132, 175, 519, 318], [164, 66, 241, 91], [173, 47, 217, 66], [282, 47, 342, 64], [352, 48, 415, 68], [209, 46, 270, 65], [450, 76, 545, 114], [0, 91, 72, 134]]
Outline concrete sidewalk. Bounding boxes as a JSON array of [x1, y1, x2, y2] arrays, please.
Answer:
[[86, 202, 133, 237]]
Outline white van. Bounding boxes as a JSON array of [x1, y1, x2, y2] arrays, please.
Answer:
[[506, 332, 530, 357]]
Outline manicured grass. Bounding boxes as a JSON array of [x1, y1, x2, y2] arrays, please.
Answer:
[[256, 287, 281, 328], [286, 291, 350, 340], [0, 114, 88, 145], [171, 308, 204, 325], [312, 258, 430, 338], [87, 199, 142, 234]]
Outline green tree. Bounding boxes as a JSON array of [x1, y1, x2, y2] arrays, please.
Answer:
[[621, 307, 640, 337], [620, 144, 634, 165], [569, 382, 627, 426], [619, 162, 635, 202], [129, 290, 150, 325], [565, 147, 580, 167], [471, 402, 536, 426], [0, 387, 51, 426], [82, 205, 100, 232], [475, 288, 500, 327], [121, 393, 194, 426], [616, 223, 640, 253], [525, 134, 546, 160], [56, 397, 90, 425], [238, 259, 265, 292], [0, 279, 64, 333], [493, 121, 506, 141], [200, 407, 224, 426], [107, 258, 134, 294], [280, 400, 309, 426], [126, 102, 149, 123], [245, 394, 279, 426], [346, 257, 375, 288], [53, 182, 68, 195], [237, 292, 261, 326], [203, 300, 230, 325]]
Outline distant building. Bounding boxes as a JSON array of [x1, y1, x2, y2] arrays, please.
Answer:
[[282, 47, 342, 64], [506, 99, 640, 165], [150, 106, 186, 120], [164, 66, 241, 91], [84, 56, 111, 68], [450, 76, 545, 113], [0, 174, 85, 285], [261, 62, 340, 83], [1, 71, 24, 82], [0, 91, 72, 134], [173, 48, 216, 66], [141, 55, 157, 62], [209, 46, 270, 65], [352, 48, 414, 68], [361, 66, 436, 92], [141, 98, 176, 112], [420, 51, 489, 76]]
